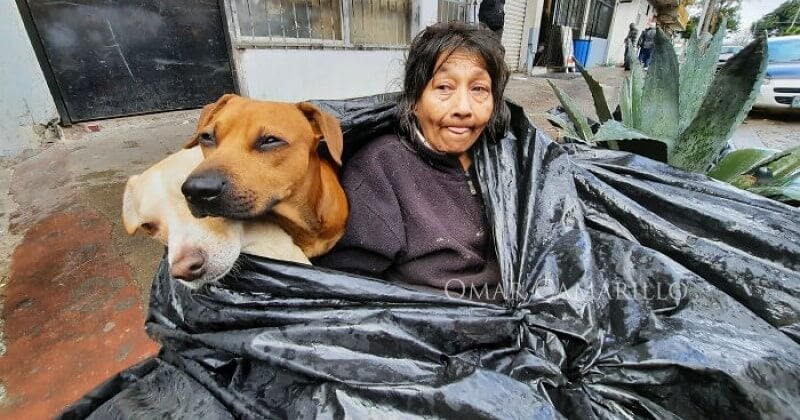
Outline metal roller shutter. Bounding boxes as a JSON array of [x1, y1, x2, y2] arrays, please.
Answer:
[[501, 0, 526, 70]]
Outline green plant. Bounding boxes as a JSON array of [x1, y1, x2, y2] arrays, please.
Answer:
[[545, 23, 800, 205], [548, 22, 768, 172], [708, 147, 800, 203]]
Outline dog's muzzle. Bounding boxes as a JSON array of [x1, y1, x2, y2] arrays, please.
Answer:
[[182, 171, 228, 217]]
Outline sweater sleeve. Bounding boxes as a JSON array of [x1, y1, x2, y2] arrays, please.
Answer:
[[312, 146, 406, 278]]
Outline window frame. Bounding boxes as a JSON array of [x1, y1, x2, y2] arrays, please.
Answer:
[[228, 0, 411, 50]]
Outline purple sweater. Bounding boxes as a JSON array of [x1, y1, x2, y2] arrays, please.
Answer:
[[314, 133, 500, 294]]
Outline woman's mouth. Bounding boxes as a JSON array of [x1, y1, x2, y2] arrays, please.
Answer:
[[445, 126, 471, 135]]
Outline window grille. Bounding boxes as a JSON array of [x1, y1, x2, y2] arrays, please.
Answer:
[[437, 0, 472, 23], [587, 0, 614, 39], [232, 0, 411, 48]]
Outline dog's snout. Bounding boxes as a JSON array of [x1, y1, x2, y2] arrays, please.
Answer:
[[182, 172, 226, 203], [170, 249, 207, 281]]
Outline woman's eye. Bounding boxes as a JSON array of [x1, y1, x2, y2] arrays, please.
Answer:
[[435, 84, 452, 92], [198, 132, 215, 145]]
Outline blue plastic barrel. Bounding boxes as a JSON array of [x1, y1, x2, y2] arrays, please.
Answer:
[[573, 39, 592, 67]]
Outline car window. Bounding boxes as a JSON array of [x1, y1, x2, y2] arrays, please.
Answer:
[[768, 38, 800, 62]]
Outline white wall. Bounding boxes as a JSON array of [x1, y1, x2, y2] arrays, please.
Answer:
[[233, 1, 440, 102], [238, 49, 407, 102], [605, 0, 652, 65], [0, 2, 59, 157]]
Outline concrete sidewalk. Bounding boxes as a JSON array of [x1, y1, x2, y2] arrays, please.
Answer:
[[0, 110, 198, 418]]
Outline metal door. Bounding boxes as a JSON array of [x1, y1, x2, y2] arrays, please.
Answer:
[[20, 0, 235, 122]]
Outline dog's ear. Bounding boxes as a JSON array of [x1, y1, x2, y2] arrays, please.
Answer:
[[184, 94, 238, 148], [121, 175, 142, 235], [298, 102, 344, 167]]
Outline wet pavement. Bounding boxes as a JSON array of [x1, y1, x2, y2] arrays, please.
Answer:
[[0, 110, 197, 418], [0, 67, 797, 418]]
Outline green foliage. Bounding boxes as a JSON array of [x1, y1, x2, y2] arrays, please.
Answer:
[[719, 0, 742, 32], [547, 80, 593, 141], [547, 59, 669, 150], [682, 0, 741, 38], [752, 0, 800, 35], [547, 25, 788, 204], [576, 62, 612, 123], [640, 30, 681, 148], [682, 16, 700, 39], [709, 147, 800, 203], [679, 23, 726, 133], [671, 33, 768, 172]]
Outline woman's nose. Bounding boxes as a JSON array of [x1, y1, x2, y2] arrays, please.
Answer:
[[451, 88, 473, 117]]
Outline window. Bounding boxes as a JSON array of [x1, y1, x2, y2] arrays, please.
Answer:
[[438, 0, 474, 23], [232, 0, 411, 48], [587, 0, 613, 39]]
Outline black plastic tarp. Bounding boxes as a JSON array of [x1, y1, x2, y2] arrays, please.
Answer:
[[62, 95, 800, 419]]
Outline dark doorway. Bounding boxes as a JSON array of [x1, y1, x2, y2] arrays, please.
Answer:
[[539, 0, 588, 68], [21, 0, 235, 123]]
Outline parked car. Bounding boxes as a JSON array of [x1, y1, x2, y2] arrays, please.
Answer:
[[754, 35, 800, 110], [719, 45, 744, 63]]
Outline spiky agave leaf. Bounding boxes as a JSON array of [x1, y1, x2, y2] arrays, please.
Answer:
[[640, 29, 680, 149], [576, 62, 613, 123], [545, 114, 583, 143], [592, 120, 670, 144], [619, 39, 645, 129], [746, 147, 800, 202], [749, 179, 800, 202], [547, 80, 593, 141], [672, 35, 769, 173], [679, 19, 727, 133], [707, 148, 781, 182], [764, 146, 800, 179]]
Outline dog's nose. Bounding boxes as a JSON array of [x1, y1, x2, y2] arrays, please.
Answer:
[[170, 249, 207, 281], [182, 172, 226, 203]]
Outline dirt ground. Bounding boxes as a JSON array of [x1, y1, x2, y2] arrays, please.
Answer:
[[0, 66, 796, 417]]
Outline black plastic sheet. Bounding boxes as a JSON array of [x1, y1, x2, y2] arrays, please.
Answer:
[[62, 96, 800, 419]]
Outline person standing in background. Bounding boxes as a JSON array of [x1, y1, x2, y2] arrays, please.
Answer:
[[624, 23, 639, 70], [637, 23, 657, 70], [478, 0, 505, 39]]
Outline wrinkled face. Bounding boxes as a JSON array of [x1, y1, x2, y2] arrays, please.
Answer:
[[183, 98, 319, 219], [413, 50, 494, 157]]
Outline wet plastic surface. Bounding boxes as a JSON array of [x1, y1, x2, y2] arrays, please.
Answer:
[[61, 97, 800, 419]]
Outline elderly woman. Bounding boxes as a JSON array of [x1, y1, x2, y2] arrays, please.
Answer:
[[315, 22, 510, 298]]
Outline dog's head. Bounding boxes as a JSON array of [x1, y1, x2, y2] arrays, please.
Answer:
[[180, 94, 344, 220], [122, 148, 244, 290]]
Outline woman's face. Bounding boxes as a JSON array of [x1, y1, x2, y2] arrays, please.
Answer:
[[413, 50, 494, 157]]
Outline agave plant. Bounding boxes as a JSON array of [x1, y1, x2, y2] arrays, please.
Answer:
[[547, 22, 768, 173], [545, 24, 800, 204], [708, 147, 800, 204]]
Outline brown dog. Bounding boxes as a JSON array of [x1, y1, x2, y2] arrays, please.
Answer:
[[123, 147, 310, 289], [182, 94, 348, 257]]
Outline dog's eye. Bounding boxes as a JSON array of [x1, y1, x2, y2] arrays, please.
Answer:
[[140, 222, 158, 236], [255, 136, 285, 151], [198, 132, 215, 146]]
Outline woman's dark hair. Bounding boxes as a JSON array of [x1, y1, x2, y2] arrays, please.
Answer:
[[397, 21, 510, 143]]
